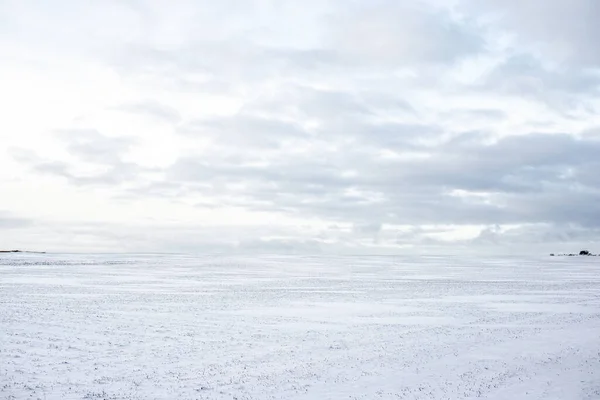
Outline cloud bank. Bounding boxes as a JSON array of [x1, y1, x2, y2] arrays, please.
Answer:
[[1, 0, 599, 253]]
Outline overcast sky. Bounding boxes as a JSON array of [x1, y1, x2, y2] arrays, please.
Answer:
[[1, 0, 600, 254]]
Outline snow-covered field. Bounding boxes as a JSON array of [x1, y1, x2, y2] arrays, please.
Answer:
[[1, 254, 599, 400]]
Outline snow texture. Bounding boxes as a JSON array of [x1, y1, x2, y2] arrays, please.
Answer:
[[1, 254, 599, 399]]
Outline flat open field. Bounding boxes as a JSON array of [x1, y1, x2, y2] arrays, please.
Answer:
[[1, 254, 599, 399]]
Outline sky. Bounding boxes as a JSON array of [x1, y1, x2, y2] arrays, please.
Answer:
[[1, 0, 600, 254]]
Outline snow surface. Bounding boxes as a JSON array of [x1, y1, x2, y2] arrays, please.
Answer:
[[1, 254, 599, 399]]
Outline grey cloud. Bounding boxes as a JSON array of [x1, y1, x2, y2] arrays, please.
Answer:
[[55, 129, 137, 164], [573, 162, 600, 188], [353, 222, 382, 236], [256, 47, 349, 73], [236, 238, 324, 254], [179, 114, 309, 149], [387, 133, 600, 192], [1, 219, 328, 254], [7, 217, 593, 254], [70, 162, 142, 186], [32, 161, 71, 177], [465, 0, 600, 67], [330, 2, 484, 66], [113, 101, 182, 124], [473, 223, 600, 249], [581, 128, 600, 140], [166, 155, 354, 193], [0, 212, 33, 229], [152, 130, 600, 231], [349, 122, 442, 149], [86, 85, 598, 233], [478, 55, 600, 111], [446, 109, 507, 122], [240, 86, 378, 141], [257, 86, 374, 120], [180, 85, 424, 150], [107, 0, 485, 96], [358, 92, 416, 115], [29, 159, 141, 187], [13, 129, 145, 187], [112, 41, 345, 93], [6, 0, 600, 253], [11, 147, 75, 181], [504, 189, 600, 229]]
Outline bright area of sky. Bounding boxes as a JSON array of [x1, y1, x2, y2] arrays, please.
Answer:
[[1, 0, 599, 254]]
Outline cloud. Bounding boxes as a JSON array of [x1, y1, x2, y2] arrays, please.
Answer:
[[179, 114, 309, 149], [106, 0, 484, 97], [113, 101, 182, 124], [330, 1, 484, 66], [55, 129, 137, 163], [11, 129, 145, 187], [472, 223, 600, 251], [477, 54, 600, 112], [465, 0, 600, 67], [152, 130, 600, 233], [2, 0, 600, 253], [237, 238, 324, 254], [0, 212, 32, 229]]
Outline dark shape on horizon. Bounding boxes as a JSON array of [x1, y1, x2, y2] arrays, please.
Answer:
[[552, 251, 598, 256], [0, 250, 46, 254]]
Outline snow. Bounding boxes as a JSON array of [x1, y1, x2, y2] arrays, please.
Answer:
[[1, 254, 599, 399]]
